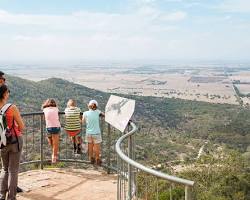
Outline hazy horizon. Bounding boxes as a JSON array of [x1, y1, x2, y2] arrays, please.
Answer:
[[1, 59, 250, 69]]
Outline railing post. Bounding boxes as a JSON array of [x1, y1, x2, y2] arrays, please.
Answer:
[[185, 186, 192, 200], [40, 115, 44, 170], [117, 155, 121, 200], [107, 123, 111, 174], [170, 184, 173, 200], [128, 124, 133, 200]]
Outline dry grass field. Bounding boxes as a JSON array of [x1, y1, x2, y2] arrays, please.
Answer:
[[6, 65, 250, 105], [235, 84, 250, 95]]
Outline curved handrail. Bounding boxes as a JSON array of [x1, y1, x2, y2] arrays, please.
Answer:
[[115, 122, 194, 187]]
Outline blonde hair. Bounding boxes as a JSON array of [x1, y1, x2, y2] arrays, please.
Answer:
[[67, 99, 76, 107]]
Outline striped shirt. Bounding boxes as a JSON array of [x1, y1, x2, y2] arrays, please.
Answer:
[[64, 107, 81, 131]]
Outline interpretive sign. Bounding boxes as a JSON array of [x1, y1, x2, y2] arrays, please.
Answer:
[[105, 95, 135, 132]]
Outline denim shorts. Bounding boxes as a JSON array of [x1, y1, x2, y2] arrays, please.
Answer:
[[46, 127, 60, 137]]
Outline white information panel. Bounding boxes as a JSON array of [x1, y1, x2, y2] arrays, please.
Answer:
[[105, 95, 135, 133]]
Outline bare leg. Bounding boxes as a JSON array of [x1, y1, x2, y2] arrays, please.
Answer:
[[76, 136, 82, 153], [88, 143, 94, 160], [94, 143, 102, 166], [71, 136, 76, 143], [47, 136, 53, 147], [93, 143, 100, 160], [76, 136, 82, 145], [52, 134, 59, 163], [71, 136, 76, 153]]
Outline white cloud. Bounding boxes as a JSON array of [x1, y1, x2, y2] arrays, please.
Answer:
[[136, 6, 187, 21], [0, 9, 186, 34], [13, 35, 34, 41], [164, 0, 183, 2], [1, 34, 161, 61], [161, 11, 187, 21], [0, 5, 249, 62], [137, 5, 158, 16], [135, 0, 156, 5], [138, 0, 156, 3], [219, 0, 250, 13], [0, 8, 187, 61]]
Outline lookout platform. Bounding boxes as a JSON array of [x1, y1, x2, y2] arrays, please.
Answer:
[[17, 168, 117, 200]]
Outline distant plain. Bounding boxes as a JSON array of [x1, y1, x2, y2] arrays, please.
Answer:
[[4, 64, 250, 105]]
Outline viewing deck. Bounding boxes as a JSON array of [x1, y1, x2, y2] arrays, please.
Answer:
[[18, 168, 116, 200], [15, 108, 194, 200]]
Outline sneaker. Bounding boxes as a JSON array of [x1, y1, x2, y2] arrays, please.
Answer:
[[52, 156, 57, 164], [76, 146, 83, 154], [17, 186, 23, 193], [90, 157, 95, 164], [73, 144, 77, 154], [96, 159, 102, 166]]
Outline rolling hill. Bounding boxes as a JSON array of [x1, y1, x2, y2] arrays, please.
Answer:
[[6, 75, 250, 154]]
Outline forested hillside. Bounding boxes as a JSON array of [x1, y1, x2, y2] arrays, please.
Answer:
[[6, 75, 109, 111], [7, 75, 250, 153]]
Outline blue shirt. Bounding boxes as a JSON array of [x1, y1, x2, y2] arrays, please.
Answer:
[[83, 109, 101, 135]]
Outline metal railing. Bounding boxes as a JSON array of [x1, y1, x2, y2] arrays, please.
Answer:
[[20, 112, 194, 200], [116, 122, 195, 200], [20, 112, 119, 173]]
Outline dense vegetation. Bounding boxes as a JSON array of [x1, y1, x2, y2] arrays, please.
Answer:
[[137, 149, 250, 200], [6, 75, 250, 199]]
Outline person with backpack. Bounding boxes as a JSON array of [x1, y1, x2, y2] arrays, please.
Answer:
[[64, 99, 83, 154], [42, 98, 61, 164], [0, 84, 25, 200], [83, 100, 104, 166], [0, 71, 24, 195]]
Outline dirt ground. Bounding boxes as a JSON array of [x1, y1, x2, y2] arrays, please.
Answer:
[[17, 168, 117, 200]]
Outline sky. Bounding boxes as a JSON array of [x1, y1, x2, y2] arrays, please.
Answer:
[[0, 0, 250, 63]]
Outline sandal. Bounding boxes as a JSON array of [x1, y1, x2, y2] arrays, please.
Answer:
[[96, 159, 102, 166], [90, 157, 95, 164]]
